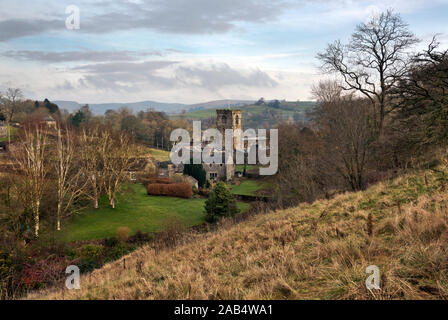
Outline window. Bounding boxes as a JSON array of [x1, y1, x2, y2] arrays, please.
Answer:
[[210, 172, 218, 180]]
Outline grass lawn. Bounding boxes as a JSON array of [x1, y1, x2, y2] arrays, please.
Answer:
[[147, 148, 171, 162], [235, 164, 258, 172], [60, 184, 249, 242], [231, 180, 268, 196]]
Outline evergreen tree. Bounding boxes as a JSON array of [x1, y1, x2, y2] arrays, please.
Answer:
[[183, 163, 206, 188], [205, 182, 239, 223]]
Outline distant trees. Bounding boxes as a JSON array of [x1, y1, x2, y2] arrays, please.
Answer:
[[183, 164, 206, 188], [71, 105, 92, 127], [205, 182, 239, 223], [317, 10, 419, 131], [255, 98, 265, 106]]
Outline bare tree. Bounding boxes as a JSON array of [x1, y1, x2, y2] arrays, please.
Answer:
[[311, 80, 343, 103], [314, 96, 375, 191], [79, 126, 106, 209], [317, 10, 419, 131], [0, 88, 24, 143], [11, 125, 48, 238], [54, 125, 86, 231], [103, 131, 136, 208]]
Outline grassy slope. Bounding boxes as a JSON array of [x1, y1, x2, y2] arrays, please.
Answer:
[[170, 102, 315, 121], [60, 184, 249, 242], [231, 180, 267, 196], [33, 168, 448, 299], [147, 148, 171, 162]]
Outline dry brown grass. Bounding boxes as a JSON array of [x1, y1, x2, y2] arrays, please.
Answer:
[[28, 168, 448, 300]]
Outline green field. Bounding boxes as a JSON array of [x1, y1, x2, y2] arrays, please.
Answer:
[[60, 184, 249, 242], [170, 102, 315, 123], [235, 164, 258, 172], [231, 180, 268, 196], [147, 148, 171, 162]]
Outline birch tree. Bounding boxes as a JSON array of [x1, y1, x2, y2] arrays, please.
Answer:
[[103, 131, 136, 208], [54, 125, 85, 231], [11, 125, 48, 238], [79, 126, 105, 209]]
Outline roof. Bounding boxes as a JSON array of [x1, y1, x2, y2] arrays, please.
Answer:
[[42, 116, 56, 122]]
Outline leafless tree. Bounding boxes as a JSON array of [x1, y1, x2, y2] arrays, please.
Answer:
[[103, 131, 136, 208], [317, 10, 419, 131], [79, 126, 106, 209], [0, 88, 24, 143], [54, 125, 86, 231], [314, 96, 375, 191], [11, 125, 48, 238], [311, 80, 343, 103]]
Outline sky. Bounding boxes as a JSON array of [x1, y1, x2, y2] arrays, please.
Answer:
[[0, 0, 447, 105]]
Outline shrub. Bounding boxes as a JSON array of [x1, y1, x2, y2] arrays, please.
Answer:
[[76, 244, 104, 261], [146, 183, 192, 199], [105, 242, 135, 262], [103, 237, 119, 248], [128, 230, 152, 244], [205, 182, 239, 223], [138, 174, 175, 187], [117, 226, 130, 242]]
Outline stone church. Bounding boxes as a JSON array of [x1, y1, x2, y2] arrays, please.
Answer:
[[203, 109, 242, 182]]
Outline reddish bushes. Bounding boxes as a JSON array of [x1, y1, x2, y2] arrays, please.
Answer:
[[139, 175, 175, 187], [146, 183, 192, 199]]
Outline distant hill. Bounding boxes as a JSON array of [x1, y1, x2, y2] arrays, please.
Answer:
[[54, 99, 255, 115], [188, 99, 255, 111], [171, 101, 316, 128], [54, 100, 188, 115]]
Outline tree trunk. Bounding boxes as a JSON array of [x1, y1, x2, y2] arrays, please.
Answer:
[[34, 202, 40, 238], [94, 198, 98, 209], [57, 202, 61, 231]]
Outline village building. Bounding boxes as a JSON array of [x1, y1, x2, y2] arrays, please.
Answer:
[[41, 116, 57, 129], [202, 109, 242, 182]]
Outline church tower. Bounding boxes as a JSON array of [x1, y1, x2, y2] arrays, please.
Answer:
[[216, 109, 242, 149]]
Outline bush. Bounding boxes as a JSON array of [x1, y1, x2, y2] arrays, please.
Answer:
[[76, 244, 104, 261], [146, 183, 192, 199], [138, 174, 175, 187], [103, 237, 119, 248], [105, 242, 135, 262], [117, 227, 130, 242], [128, 230, 152, 244], [205, 182, 239, 223]]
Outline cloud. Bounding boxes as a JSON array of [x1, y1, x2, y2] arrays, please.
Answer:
[[62, 60, 277, 93], [0, 0, 289, 41], [1, 50, 162, 63], [175, 63, 278, 90], [0, 19, 63, 41]]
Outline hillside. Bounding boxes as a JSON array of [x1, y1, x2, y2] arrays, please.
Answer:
[[171, 101, 316, 128], [29, 167, 448, 300], [54, 100, 188, 115]]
